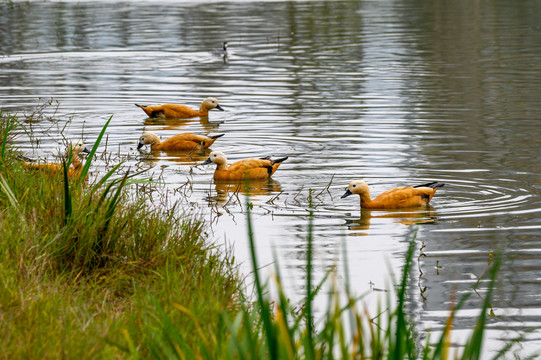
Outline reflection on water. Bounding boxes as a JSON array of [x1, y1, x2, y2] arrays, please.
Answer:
[[345, 208, 440, 234], [2, 0, 541, 356], [143, 117, 222, 132], [137, 147, 213, 166], [210, 178, 283, 206]]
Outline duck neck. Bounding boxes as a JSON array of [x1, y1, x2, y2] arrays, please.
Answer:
[[215, 162, 228, 171], [67, 153, 82, 169], [198, 103, 209, 115], [359, 191, 372, 206], [149, 134, 161, 149]]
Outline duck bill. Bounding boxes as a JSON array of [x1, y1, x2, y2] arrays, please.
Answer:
[[137, 142, 144, 150], [341, 189, 353, 199], [82, 147, 91, 154], [201, 158, 212, 165], [215, 104, 224, 111]]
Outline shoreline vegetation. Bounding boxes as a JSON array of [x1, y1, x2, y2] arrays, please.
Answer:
[[0, 109, 242, 358], [0, 108, 532, 358]]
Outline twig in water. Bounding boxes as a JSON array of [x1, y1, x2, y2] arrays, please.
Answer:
[[293, 184, 305, 203], [417, 241, 427, 301], [315, 174, 334, 199], [266, 190, 283, 205]]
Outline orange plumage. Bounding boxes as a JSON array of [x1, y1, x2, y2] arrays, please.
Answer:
[[138, 132, 224, 151], [202, 151, 288, 181], [23, 141, 91, 181], [135, 97, 224, 118], [341, 180, 444, 209]]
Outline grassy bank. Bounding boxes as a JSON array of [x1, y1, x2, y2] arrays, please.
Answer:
[[0, 110, 242, 358]]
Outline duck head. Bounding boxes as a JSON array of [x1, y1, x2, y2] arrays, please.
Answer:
[[202, 150, 228, 168], [137, 132, 160, 150], [341, 180, 370, 199], [202, 97, 224, 112], [68, 140, 90, 156]]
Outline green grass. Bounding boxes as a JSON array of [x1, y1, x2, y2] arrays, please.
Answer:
[[0, 110, 242, 358]]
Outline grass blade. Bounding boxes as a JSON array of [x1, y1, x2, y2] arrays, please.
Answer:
[[462, 252, 501, 359], [245, 184, 277, 360], [62, 156, 72, 225], [305, 190, 315, 359], [78, 114, 113, 184], [0, 173, 19, 209]]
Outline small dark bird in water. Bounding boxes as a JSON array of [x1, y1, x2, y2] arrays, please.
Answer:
[[210, 41, 228, 57]]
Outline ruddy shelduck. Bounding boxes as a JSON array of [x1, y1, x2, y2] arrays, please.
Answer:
[[137, 132, 224, 151], [23, 141, 91, 180], [135, 97, 224, 118], [341, 180, 445, 209], [202, 151, 288, 181], [209, 41, 228, 57]]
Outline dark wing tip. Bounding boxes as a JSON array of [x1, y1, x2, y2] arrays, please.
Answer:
[[273, 156, 288, 164], [414, 181, 445, 189]]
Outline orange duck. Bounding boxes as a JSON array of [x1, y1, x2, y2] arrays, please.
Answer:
[[202, 151, 288, 181], [135, 97, 224, 118], [137, 132, 224, 151], [341, 180, 444, 209], [23, 141, 90, 180]]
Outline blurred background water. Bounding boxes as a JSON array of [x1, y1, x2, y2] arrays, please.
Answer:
[[2, 0, 541, 356]]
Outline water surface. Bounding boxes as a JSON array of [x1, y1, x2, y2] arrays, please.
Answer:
[[2, 0, 541, 355]]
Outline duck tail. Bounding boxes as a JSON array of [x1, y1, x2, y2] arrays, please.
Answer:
[[272, 156, 289, 165], [209, 133, 225, 139], [414, 181, 445, 189], [134, 104, 147, 108]]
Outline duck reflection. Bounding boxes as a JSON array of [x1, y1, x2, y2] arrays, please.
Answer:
[[138, 147, 213, 166], [345, 207, 440, 233], [143, 116, 220, 132], [210, 178, 282, 206]]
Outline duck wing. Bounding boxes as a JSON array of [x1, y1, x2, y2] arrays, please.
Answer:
[[228, 158, 273, 173], [371, 186, 433, 208]]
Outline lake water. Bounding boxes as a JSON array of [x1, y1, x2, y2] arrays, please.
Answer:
[[2, 0, 541, 356]]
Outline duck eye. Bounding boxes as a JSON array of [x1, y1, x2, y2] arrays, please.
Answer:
[[352, 184, 356, 188]]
